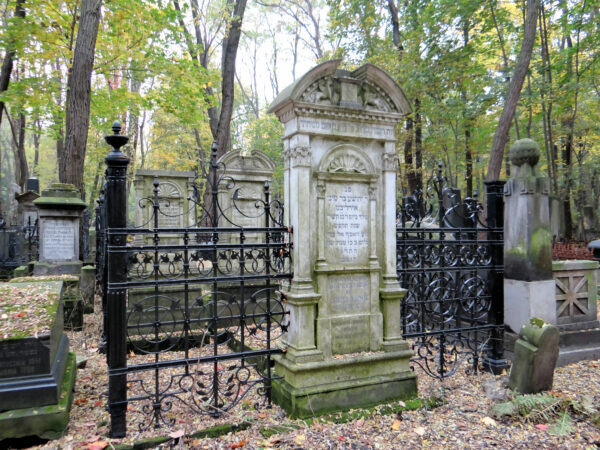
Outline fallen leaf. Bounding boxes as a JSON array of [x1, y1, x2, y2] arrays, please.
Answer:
[[392, 419, 402, 431], [294, 434, 306, 445], [398, 401, 406, 408], [414, 426, 426, 436], [169, 429, 185, 439], [355, 417, 365, 427], [481, 417, 497, 427], [230, 439, 247, 448], [535, 424, 549, 431], [87, 441, 108, 450], [257, 412, 268, 419]]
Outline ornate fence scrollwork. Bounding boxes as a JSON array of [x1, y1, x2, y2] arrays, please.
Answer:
[[397, 164, 506, 379], [100, 126, 292, 437]]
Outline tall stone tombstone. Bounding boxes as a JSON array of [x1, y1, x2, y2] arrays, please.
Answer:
[[268, 60, 416, 417], [504, 139, 556, 332], [133, 169, 196, 243], [216, 149, 276, 242], [32, 183, 87, 275]]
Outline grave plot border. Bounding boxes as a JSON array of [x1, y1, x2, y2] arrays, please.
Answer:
[[100, 124, 292, 438], [396, 166, 506, 379]]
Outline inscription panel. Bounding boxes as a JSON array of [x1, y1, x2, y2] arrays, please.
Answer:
[[325, 182, 369, 264], [330, 316, 370, 354], [42, 219, 75, 261], [0, 340, 50, 378], [298, 118, 394, 139], [157, 200, 183, 228], [327, 274, 370, 315]]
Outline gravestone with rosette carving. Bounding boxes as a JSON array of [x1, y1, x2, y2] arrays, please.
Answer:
[[133, 169, 196, 243], [216, 149, 276, 242], [268, 59, 417, 417]]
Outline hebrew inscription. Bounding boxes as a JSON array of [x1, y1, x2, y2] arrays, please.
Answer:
[[325, 182, 369, 264], [42, 219, 75, 261], [327, 274, 370, 315], [299, 118, 394, 139]]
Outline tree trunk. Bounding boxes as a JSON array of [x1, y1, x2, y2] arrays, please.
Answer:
[[486, 0, 540, 181], [414, 98, 423, 189], [0, 0, 25, 127], [16, 112, 28, 188], [215, 0, 247, 157], [404, 116, 417, 193], [62, 0, 102, 194], [33, 118, 41, 174]]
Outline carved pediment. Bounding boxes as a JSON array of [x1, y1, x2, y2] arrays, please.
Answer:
[[299, 75, 396, 113]]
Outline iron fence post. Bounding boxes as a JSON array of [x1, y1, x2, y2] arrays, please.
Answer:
[[482, 180, 509, 374], [104, 121, 130, 437]]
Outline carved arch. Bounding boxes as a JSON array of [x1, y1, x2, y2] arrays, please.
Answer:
[[157, 181, 182, 198], [319, 144, 375, 175]]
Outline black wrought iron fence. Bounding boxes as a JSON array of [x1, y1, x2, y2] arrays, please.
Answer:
[[99, 123, 292, 437], [0, 216, 38, 279], [396, 165, 506, 379]]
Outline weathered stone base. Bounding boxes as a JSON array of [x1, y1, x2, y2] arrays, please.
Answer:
[[272, 348, 417, 418], [0, 352, 76, 440], [32, 261, 83, 276], [504, 278, 556, 333]]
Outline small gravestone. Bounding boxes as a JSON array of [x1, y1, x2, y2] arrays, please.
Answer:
[[509, 318, 559, 393], [32, 184, 87, 275], [15, 188, 39, 228], [80, 265, 95, 313]]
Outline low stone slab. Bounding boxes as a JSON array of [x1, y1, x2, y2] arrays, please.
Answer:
[[0, 352, 76, 440], [10, 275, 83, 331], [509, 318, 559, 394], [0, 280, 69, 411]]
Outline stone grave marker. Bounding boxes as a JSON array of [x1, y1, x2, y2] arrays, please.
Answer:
[[509, 318, 559, 394], [268, 59, 417, 417], [504, 139, 556, 332], [134, 169, 195, 233], [217, 149, 276, 241], [32, 183, 87, 275]]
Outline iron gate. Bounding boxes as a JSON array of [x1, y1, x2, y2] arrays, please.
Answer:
[[100, 125, 291, 437], [397, 166, 506, 379]]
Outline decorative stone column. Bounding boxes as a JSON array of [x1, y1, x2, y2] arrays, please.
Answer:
[[504, 139, 556, 332], [268, 60, 417, 417]]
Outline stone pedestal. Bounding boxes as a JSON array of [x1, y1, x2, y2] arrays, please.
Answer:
[[268, 60, 416, 417], [32, 184, 87, 275], [504, 139, 554, 333]]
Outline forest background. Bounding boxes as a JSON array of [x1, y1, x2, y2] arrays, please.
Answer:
[[0, 0, 598, 240]]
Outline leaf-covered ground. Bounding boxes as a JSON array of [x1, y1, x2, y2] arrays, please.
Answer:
[[11, 293, 600, 449]]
